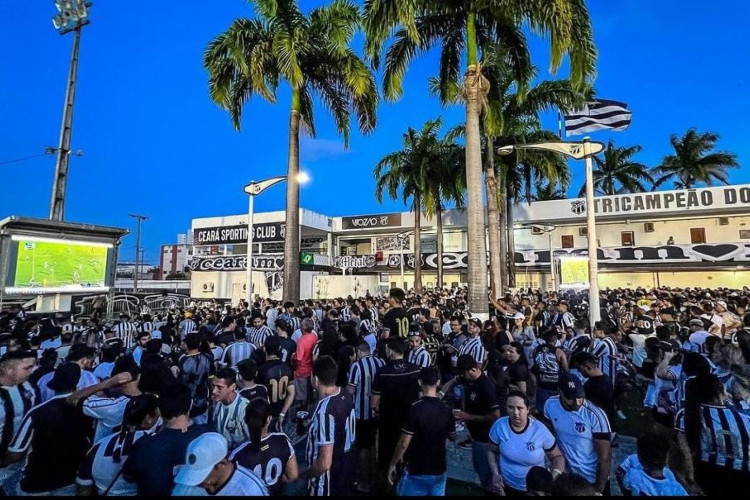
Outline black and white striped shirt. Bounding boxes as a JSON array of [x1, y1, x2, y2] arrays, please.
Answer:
[[112, 321, 138, 349], [408, 346, 431, 369], [0, 381, 38, 458], [358, 319, 377, 336], [592, 336, 619, 387], [287, 316, 301, 333], [221, 341, 255, 370], [347, 355, 384, 421], [340, 307, 352, 322], [138, 321, 155, 334], [676, 403, 750, 471], [246, 326, 274, 349], [458, 336, 486, 366]]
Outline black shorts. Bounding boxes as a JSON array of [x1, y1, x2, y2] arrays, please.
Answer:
[[355, 418, 377, 449]]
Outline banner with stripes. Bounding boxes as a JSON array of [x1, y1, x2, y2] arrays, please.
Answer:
[[564, 99, 631, 136]]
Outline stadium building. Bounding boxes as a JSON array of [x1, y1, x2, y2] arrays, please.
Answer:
[[188, 183, 750, 301]]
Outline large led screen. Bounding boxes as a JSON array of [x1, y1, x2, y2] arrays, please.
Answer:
[[7, 236, 111, 293]]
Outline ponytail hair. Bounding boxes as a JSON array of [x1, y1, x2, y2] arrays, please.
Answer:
[[112, 394, 159, 463], [244, 397, 272, 452]]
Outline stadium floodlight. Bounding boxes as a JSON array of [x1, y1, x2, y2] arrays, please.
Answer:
[[48, 1, 92, 222], [52, 0, 91, 34]]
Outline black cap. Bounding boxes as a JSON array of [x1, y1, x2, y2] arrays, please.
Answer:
[[457, 354, 478, 372], [47, 363, 81, 392]]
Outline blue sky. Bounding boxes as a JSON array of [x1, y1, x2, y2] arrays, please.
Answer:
[[1, 0, 749, 265]]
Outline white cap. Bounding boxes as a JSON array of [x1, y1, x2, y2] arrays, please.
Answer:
[[173, 433, 227, 487], [513, 312, 525, 320], [716, 300, 727, 309]]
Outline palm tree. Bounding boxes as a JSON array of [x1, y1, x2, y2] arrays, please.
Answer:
[[364, 0, 596, 315], [576, 139, 652, 196], [374, 118, 447, 293], [652, 128, 739, 189], [204, 0, 377, 302], [533, 181, 567, 201], [422, 134, 466, 290]]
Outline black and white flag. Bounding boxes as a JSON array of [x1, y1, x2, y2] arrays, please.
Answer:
[[564, 99, 631, 136]]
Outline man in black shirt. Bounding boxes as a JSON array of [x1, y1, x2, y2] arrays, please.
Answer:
[[6, 363, 92, 495], [257, 336, 295, 431], [123, 383, 212, 496], [273, 318, 297, 366], [236, 359, 269, 403], [381, 288, 409, 340], [388, 367, 455, 495], [570, 352, 615, 423], [371, 338, 421, 475], [446, 354, 500, 492]]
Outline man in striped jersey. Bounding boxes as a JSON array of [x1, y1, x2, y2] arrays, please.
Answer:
[[591, 321, 620, 390], [246, 314, 274, 349], [138, 314, 156, 338], [407, 329, 431, 369], [458, 318, 486, 368], [220, 330, 255, 371], [0, 351, 38, 495], [304, 356, 356, 496], [112, 313, 138, 350], [346, 342, 384, 494], [179, 312, 197, 337], [5, 363, 91, 495], [676, 372, 750, 495], [366, 297, 379, 325]]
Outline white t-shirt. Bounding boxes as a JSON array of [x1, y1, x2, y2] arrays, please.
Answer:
[[618, 454, 687, 496], [83, 395, 130, 444], [628, 332, 655, 367], [212, 464, 269, 496], [543, 396, 612, 483], [488, 416, 556, 492], [688, 330, 711, 353], [39, 368, 98, 402]]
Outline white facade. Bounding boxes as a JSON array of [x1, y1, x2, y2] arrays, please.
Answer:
[[189, 183, 750, 298]]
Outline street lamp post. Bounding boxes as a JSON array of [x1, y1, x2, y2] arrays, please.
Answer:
[[129, 214, 148, 293], [49, 0, 92, 221], [499, 138, 605, 327], [243, 173, 308, 305]]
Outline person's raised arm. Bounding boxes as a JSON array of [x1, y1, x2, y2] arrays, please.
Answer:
[[66, 371, 133, 407]]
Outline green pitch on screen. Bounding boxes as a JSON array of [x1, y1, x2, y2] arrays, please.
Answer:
[[14, 240, 107, 288], [560, 258, 589, 286]]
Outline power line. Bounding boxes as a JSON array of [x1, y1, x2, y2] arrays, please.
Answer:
[[0, 153, 50, 166]]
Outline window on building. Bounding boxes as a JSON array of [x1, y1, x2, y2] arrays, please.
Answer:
[[740, 230, 750, 240], [621, 231, 635, 246], [690, 228, 706, 244], [561, 235, 574, 248]]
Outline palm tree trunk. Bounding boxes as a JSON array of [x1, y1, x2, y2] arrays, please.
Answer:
[[463, 11, 490, 317], [484, 135, 504, 298], [506, 194, 517, 288], [498, 178, 509, 290], [282, 91, 301, 302], [436, 195, 444, 290], [413, 195, 422, 293]]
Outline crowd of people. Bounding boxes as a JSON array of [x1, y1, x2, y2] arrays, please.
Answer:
[[1, 284, 750, 496]]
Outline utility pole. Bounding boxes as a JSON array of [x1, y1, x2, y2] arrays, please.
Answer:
[[49, 0, 92, 221], [129, 214, 148, 293]]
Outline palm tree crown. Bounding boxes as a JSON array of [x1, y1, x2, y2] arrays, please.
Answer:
[[577, 139, 653, 196], [652, 128, 738, 190], [204, 0, 378, 302]]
